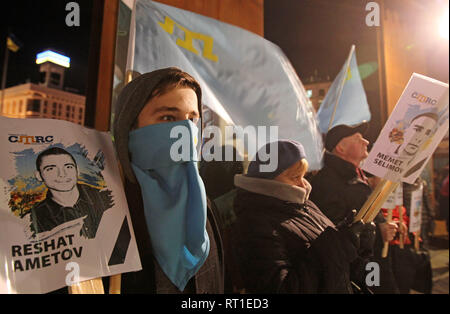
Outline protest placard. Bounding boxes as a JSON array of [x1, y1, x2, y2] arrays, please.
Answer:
[[0, 116, 141, 293], [362, 73, 449, 184]]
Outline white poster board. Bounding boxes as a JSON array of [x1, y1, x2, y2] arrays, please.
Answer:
[[363, 73, 449, 184], [409, 185, 423, 233], [382, 189, 396, 210], [0, 117, 142, 293]]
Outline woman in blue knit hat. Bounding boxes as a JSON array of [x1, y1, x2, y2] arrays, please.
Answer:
[[231, 139, 368, 293]]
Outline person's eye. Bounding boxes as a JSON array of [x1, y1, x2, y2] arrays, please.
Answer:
[[160, 115, 176, 122], [190, 117, 200, 124], [45, 167, 54, 172]]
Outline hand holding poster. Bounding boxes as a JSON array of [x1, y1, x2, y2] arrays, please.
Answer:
[[380, 185, 403, 257], [0, 117, 141, 293]]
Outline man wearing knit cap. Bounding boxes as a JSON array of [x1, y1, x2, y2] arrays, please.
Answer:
[[309, 122, 398, 293], [113, 67, 224, 294]]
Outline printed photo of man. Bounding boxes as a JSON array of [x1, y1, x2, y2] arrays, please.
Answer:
[[394, 112, 438, 158], [29, 147, 113, 239], [394, 112, 439, 179]]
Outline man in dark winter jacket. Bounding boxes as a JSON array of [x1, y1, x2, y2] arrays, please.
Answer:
[[309, 122, 398, 293], [113, 67, 224, 294], [231, 140, 365, 293]]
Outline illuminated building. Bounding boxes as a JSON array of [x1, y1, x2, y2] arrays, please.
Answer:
[[1, 50, 85, 125]]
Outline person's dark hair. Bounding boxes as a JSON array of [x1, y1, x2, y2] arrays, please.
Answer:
[[36, 147, 77, 172], [130, 70, 202, 130], [149, 71, 202, 107]]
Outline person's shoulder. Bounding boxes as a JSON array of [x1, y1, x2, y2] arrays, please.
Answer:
[[31, 197, 50, 213], [309, 165, 341, 187], [78, 183, 100, 192]]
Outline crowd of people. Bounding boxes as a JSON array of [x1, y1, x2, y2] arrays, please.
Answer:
[[103, 67, 445, 294]]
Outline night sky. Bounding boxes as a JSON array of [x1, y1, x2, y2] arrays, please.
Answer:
[[265, 0, 449, 83]]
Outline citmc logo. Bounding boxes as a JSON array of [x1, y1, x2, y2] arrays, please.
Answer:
[[412, 92, 438, 105], [8, 134, 54, 145]]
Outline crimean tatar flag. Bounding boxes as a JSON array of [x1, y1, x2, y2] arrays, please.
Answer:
[[316, 45, 371, 133]]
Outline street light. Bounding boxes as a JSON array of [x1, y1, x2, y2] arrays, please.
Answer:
[[440, 11, 449, 40]]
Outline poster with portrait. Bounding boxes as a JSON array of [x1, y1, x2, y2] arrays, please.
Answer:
[[409, 185, 423, 233], [362, 73, 449, 184], [0, 116, 142, 293]]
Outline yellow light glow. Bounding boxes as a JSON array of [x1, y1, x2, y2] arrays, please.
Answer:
[[440, 11, 449, 40]]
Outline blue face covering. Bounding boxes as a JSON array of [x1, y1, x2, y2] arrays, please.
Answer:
[[128, 119, 210, 291]]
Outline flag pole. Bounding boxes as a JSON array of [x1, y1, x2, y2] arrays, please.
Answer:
[[1, 38, 10, 114], [326, 45, 355, 132]]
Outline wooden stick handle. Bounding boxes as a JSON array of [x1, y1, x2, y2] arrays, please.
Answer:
[[69, 277, 104, 294], [363, 181, 399, 223], [109, 274, 121, 294], [354, 179, 389, 222], [414, 232, 420, 252], [399, 207, 404, 249], [381, 208, 393, 258]]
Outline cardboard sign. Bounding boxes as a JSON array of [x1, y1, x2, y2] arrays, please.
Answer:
[[409, 185, 423, 233], [0, 117, 141, 293], [363, 73, 449, 184], [395, 184, 403, 207], [382, 189, 396, 210]]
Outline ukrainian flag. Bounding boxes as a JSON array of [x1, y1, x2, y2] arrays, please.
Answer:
[[7, 33, 22, 52], [316, 45, 371, 133]]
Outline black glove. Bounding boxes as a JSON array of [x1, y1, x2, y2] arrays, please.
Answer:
[[358, 222, 376, 258], [336, 210, 365, 249]]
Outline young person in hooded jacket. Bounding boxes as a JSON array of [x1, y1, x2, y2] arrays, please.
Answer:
[[113, 67, 224, 294], [230, 140, 370, 293]]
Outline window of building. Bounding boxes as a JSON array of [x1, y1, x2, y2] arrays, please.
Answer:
[[26, 99, 41, 112], [319, 89, 325, 97], [39, 72, 46, 84], [50, 72, 61, 86]]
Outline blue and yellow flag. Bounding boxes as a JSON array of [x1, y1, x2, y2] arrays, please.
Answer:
[[317, 46, 371, 133], [6, 33, 22, 52]]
